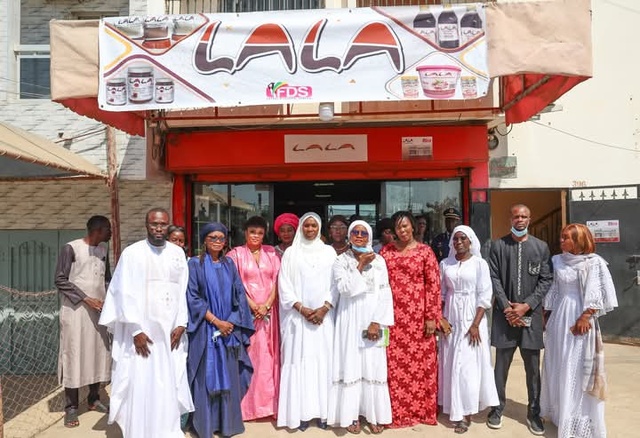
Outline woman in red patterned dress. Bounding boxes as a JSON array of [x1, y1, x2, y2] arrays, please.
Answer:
[[380, 210, 441, 428]]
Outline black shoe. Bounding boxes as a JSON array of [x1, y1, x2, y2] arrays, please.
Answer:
[[526, 415, 545, 436], [317, 419, 328, 430], [298, 421, 310, 432], [486, 409, 503, 430]]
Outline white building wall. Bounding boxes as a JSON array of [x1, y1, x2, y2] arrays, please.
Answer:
[[490, 0, 640, 189]]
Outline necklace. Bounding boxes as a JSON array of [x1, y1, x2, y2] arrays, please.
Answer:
[[250, 247, 260, 254], [333, 243, 349, 253], [395, 239, 416, 252]]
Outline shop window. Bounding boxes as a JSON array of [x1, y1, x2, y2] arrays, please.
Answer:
[[382, 180, 461, 243], [193, 183, 272, 251]]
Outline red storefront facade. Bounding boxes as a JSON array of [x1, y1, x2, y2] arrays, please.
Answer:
[[166, 125, 490, 248]]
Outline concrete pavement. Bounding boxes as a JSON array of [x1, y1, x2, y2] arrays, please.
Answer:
[[31, 343, 640, 438]]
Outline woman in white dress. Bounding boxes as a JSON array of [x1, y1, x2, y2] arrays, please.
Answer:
[[541, 224, 618, 438], [328, 220, 394, 434], [438, 225, 498, 434], [277, 212, 338, 431]]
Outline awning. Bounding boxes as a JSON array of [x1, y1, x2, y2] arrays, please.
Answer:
[[49, 0, 592, 134], [0, 121, 106, 179]]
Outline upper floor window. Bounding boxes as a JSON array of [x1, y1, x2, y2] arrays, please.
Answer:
[[16, 2, 121, 99], [16, 46, 51, 99]]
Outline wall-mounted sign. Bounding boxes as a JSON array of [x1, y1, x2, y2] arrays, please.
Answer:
[[586, 220, 620, 243], [489, 156, 517, 178], [401, 136, 433, 160], [284, 135, 368, 163], [98, 4, 489, 111]]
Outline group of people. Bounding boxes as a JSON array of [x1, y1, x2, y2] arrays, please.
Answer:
[[54, 203, 617, 438]]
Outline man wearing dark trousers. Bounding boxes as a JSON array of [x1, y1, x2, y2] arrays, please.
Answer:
[[487, 204, 552, 435], [55, 215, 112, 428]]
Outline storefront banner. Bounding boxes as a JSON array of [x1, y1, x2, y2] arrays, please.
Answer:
[[98, 4, 488, 112], [284, 135, 368, 163]]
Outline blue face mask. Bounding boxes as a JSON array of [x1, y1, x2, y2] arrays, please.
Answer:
[[511, 227, 528, 238], [351, 244, 370, 253]]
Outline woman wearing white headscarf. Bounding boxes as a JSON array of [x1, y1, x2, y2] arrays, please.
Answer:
[[438, 225, 498, 434], [328, 220, 394, 434], [277, 212, 338, 431]]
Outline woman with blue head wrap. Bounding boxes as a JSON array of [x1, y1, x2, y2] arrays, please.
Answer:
[[186, 222, 255, 438]]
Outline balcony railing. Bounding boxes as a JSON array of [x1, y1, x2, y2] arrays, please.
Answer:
[[166, 0, 488, 14], [357, 1, 488, 5], [166, 0, 325, 14]]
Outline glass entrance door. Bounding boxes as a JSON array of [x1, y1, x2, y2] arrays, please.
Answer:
[[192, 178, 463, 252]]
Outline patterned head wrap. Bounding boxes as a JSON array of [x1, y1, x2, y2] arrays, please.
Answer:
[[274, 213, 299, 237]]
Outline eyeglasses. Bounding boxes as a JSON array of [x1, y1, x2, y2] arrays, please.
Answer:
[[147, 222, 169, 229], [350, 229, 369, 237], [206, 236, 226, 243], [330, 225, 347, 231]]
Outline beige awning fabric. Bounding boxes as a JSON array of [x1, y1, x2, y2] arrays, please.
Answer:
[[487, 0, 592, 77], [0, 121, 106, 179], [48, 0, 592, 130]]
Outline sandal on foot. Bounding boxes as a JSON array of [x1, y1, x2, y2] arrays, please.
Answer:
[[454, 420, 470, 434], [346, 420, 361, 434], [370, 424, 384, 434], [298, 421, 310, 432], [64, 409, 79, 428], [88, 400, 110, 413]]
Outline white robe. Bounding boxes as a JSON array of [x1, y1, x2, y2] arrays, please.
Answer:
[[328, 251, 394, 427], [277, 241, 337, 428], [438, 255, 498, 422], [99, 240, 194, 438], [541, 254, 617, 438]]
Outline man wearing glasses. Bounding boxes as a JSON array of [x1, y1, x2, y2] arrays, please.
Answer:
[[100, 207, 194, 438]]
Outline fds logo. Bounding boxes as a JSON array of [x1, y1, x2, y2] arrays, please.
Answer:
[[266, 82, 313, 99]]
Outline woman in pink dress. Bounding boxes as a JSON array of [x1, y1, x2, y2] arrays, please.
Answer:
[[380, 211, 441, 428], [228, 216, 281, 420]]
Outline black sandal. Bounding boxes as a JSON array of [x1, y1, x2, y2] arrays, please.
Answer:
[[298, 420, 310, 432], [454, 420, 470, 434], [64, 409, 79, 428], [88, 400, 110, 413], [346, 420, 361, 434]]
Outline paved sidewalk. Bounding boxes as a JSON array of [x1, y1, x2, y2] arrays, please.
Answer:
[[32, 343, 640, 438]]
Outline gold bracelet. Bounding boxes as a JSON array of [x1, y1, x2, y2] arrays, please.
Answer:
[[323, 302, 332, 311]]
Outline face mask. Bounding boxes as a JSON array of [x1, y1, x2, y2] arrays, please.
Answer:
[[511, 227, 528, 238], [351, 244, 371, 253]]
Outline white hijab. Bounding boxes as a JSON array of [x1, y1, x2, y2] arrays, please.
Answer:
[[289, 212, 325, 252], [347, 220, 373, 253], [446, 225, 481, 262], [279, 212, 337, 310]]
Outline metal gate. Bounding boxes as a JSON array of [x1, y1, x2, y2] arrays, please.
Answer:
[[568, 185, 640, 339], [0, 230, 84, 374]]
